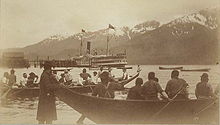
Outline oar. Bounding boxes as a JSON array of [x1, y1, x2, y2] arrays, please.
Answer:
[[194, 98, 218, 117], [150, 84, 187, 119]]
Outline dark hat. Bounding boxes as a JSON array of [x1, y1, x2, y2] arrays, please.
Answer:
[[201, 73, 208, 78], [99, 71, 109, 79], [29, 72, 35, 76], [43, 61, 53, 69]]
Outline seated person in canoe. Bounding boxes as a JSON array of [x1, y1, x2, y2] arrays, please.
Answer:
[[195, 73, 214, 99], [92, 71, 124, 98], [26, 72, 39, 87], [165, 70, 189, 100], [127, 78, 144, 100], [19, 73, 28, 87], [79, 68, 92, 85], [119, 68, 128, 81], [63, 69, 73, 85], [142, 72, 169, 100]]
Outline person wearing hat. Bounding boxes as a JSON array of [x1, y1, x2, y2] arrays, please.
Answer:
[[26, 72, 39, 87], [127, 78, 144, 100], [36, 61, 60, 124], [165, 70, 189, 100], [195, 73, 214, 99], [142, 72, 169, 100], [92, 71, 125, 98]]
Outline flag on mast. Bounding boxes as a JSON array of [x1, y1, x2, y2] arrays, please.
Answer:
[[108, 24, 115, 30]]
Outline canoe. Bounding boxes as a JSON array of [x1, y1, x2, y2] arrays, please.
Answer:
[[51, 68, 72, 72], [55, 87, 219, 124], [2, 72, 139, 99], [117, 67, 133, 70], [181, 68, 210, 72], [159, 66, 183, 70]]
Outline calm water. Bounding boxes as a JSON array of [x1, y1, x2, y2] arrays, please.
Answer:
[[0, 65, 219, 124]]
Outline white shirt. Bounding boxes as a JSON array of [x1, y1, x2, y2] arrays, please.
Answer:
[[91, 75, 100, 84], [20, 77, 27, 86], [1, 77, 8, 84], [64, 73, 73, 82]]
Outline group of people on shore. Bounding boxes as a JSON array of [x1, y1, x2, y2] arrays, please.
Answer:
[[1, 69, 39, 88]]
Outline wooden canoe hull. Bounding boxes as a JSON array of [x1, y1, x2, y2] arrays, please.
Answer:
[[4, 85, 95, 99], [159, 66, 183, 70], [3, 73, 139, 99], [181, 68, 210, 72], [55, 87, 219, 124]]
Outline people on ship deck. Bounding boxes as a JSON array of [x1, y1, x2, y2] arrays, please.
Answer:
[[8, 69, 16, 87], [26, 72, 39, 88], [79, 68, 92, 85], [165, 70, 189, 100], [20, 73, 28, 87], [127, 78, 144, 100], [142, 72, 169, 100], [195, 73, 214, 99], [92, 71, 124, 98], [63, 69, 73, 85]]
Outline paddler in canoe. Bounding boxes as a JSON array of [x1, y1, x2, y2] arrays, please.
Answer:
[[195, 73, 215, 99], [79, 68, 92, 85], [142, 72, 170, 100], [165, 70, 189, 100]]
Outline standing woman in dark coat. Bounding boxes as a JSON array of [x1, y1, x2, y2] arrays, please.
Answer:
[[37, 61, 60, 124]]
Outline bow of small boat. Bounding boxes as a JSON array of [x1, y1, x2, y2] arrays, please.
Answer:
[[55, 87, 219, 124]]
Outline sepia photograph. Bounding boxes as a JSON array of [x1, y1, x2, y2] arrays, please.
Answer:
[[0, 0, 219, 124]]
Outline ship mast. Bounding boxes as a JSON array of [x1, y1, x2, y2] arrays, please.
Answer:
[[80, 35, 83, 56], [106, 24, 115, 56], [106, 35, 109, 56], [80, 29, 86, 56]]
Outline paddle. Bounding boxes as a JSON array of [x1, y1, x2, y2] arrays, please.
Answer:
[[1, 84, 12, 100], [150, 83, 188, 119], [194, 98, 218, 117]]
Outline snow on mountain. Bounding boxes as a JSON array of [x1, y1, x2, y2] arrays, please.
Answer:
[[131, 20, 160, 34], [168, 8, 218, 30], [40, 34, 67, 45]]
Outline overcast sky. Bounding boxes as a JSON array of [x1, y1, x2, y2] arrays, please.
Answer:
[[0, 0, 219, 49]]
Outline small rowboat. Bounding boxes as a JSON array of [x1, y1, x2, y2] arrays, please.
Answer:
[[2, 73, 139, 99], [181, 68, 210, 72], [55, 87, 219, 124], [159, 66, 183, 70]]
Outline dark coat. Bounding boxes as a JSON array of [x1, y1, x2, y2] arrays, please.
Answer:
[[36, 70, 60, 121], [127, 85, 144, 100]]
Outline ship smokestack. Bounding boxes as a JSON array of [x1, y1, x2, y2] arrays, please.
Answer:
[[87, 41, 91, 54]]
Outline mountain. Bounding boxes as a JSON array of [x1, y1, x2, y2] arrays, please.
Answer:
[[126, 7, 219, 64], [11, 7, 219, 64], [22, 20, 160, 60]]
